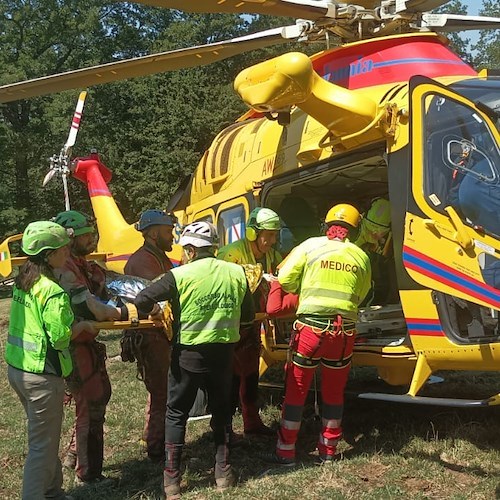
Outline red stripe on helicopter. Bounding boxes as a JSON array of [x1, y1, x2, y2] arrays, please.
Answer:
[[403, 245, 500, 308], [405, 318, 445, 337], [312, 36, 476, 90]]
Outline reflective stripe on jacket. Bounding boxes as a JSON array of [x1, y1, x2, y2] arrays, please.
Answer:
[[6, 275, 74, 376], [278, 236, 371, 320], [172, 258, 247, 345]]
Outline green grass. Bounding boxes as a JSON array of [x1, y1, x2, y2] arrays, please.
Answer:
[[1, 297, 500, 499]]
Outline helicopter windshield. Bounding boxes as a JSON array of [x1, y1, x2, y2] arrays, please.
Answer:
[[423, 93, 500, 239]]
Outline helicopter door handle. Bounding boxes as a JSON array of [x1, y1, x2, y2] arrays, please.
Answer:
[[444, 206, 474, 251]]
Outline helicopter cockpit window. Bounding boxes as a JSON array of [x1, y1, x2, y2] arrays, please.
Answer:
[[217, 205, 245, 247], [423, 94, 500, 238]]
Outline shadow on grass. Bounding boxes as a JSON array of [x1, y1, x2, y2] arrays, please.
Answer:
[[66, 458, 164, 499], [66, 373, 500, 499], [258, 380, 500, 465]]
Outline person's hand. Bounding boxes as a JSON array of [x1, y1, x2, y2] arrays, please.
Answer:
[[148, 303, 164, 322], [72, 320, 100, 340], [262, 273, 278, 282]]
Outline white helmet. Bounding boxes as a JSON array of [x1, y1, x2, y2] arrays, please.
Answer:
[[179, 221, 218, 248]]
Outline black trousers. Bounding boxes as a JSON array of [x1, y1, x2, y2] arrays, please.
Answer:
[[165, 343, 234, 454]]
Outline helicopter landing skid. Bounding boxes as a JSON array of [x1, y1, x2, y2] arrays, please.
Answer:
[[357, 393, 500, 407]]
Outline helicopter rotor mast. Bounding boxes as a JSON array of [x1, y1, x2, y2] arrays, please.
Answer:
[[42, 91, 87, 211]]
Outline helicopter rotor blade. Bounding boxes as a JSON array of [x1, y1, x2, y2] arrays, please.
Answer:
[[420, 14, 500, 32], [131, 0, 379, 18], [395, 0, 450, 13], [0, 26, 298, 103], [63, 91, 87, 155], [42, 168, 57, 187]]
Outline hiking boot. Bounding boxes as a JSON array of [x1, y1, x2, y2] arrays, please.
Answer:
[[229, 431, 245, 447], [164, 470, 181, 499], [164, 484, 181, 499], [75, 474, 114, 487], [244, 424, 275, 437], [260, 452, 296, 467], [315, 454, 337, 465], [214, 464, 235, 491], [50, 492, 74, 500], [62, 451, 77, 470]]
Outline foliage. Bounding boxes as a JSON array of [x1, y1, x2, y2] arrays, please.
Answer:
[[0, 1, 498, 232], [474, 0, 500, 68], [433, 1, 472, 63]]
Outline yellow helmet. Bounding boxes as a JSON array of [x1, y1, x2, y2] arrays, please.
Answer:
[[325, 203, 361, 228]]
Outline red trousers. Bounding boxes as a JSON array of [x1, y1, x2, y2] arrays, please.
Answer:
[[66, 341, 111, 481], [276, 323, 356, 459], [231, 324, 266, 432], [138, 330, 171, 461]]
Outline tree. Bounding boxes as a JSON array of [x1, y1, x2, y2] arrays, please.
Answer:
[[473, 0, 500, 68], [433, 0, 473, 63], [0, 0, 175, 233]]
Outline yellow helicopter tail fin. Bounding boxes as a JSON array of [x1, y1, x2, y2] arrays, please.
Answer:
[[0, 234, 24, 277]]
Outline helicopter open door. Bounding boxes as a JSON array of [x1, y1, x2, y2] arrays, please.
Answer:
[[402, 76, 500, 346]]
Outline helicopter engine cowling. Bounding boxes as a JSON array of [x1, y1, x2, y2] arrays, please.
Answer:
[[235, 51, 379, 140]]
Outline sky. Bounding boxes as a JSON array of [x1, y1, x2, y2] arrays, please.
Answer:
[[468, 0, 482, 13], [466, 0, 484, 46]]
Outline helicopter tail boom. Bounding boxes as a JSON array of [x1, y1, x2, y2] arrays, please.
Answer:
[[72, 152, 143, 272]]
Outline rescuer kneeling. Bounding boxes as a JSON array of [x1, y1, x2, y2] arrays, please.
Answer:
[[263, 204, 371, 465]]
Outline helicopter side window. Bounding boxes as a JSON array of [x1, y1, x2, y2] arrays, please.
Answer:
[[217, 205, 245, 247], [423, 94, 500, 238]]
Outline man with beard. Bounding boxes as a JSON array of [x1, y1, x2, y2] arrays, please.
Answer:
[[54, 210, 121, 485], [122, 209, 176, 462]]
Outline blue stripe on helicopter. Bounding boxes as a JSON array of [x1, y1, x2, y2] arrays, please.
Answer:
[[373, 58, 465, 68], [406, 322, 442, 331], [403, 247, 500, 305]]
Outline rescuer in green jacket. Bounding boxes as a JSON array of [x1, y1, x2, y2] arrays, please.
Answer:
[[134, 221, 255, 499], [5, 221, 97, 500], [355, 197, 394, 305], [217, 207, 282, 436]]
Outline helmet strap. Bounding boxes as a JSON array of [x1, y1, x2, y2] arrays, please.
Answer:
[[250, 236, 267, 260], [182, 246, 194, 264]]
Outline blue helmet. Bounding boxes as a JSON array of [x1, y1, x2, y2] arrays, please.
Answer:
[[135, 210, 177, 232]]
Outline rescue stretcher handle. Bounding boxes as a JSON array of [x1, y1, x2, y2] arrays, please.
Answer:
[[93, 313, 269, 331]]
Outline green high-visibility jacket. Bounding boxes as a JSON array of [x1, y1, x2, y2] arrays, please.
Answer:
[[6, 275, 74, 377], [278, 236, 372, 321], [172, 258, 248, 345], [217, 238, 282, 274]]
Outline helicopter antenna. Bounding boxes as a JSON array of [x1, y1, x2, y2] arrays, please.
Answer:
[[43, 90, 87, 210]]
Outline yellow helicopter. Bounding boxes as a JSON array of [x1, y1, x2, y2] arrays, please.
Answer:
[[0, 1, 499, 407]]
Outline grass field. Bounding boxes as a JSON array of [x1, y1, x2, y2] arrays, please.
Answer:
[[1, 296, 500, 499]]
